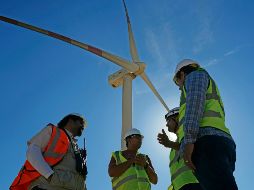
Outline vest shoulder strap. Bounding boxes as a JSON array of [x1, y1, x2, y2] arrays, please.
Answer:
[[113, 151, 121, 164]]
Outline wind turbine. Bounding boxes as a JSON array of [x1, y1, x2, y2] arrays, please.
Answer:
[[113, 0, 170, 149], [0, 0, 169, 149]]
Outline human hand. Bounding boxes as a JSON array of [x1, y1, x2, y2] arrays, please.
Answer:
[[133, 155, 147, 167], [157, 129, 172, 148]]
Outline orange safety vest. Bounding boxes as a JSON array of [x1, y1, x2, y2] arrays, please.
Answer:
[[10, 124, 70, 190]]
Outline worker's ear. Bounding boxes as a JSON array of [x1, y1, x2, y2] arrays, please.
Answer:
[[180, 71, 185, 80], [68, 119, 77, 129], [67, 118, 73, 126]]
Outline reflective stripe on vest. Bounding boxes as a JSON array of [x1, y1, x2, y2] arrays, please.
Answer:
[[178, 69, 231, 142], [10, 125, 70, 190], [111, 151, 151, 190], [169, 149, 199, 190], [43, 127, 66, 158]]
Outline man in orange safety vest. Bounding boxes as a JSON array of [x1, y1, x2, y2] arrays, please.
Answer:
[[10, 113, 88, 190]]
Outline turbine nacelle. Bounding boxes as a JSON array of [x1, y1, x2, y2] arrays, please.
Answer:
[[108, 62, 146, 88]]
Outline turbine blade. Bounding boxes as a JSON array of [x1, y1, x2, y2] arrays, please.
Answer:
[[0, 16, 169, 112], [0, 16, 139, 73], [122, 2, 169, 112], [122, 0, 140, 62], [140, 72, 170, 112]]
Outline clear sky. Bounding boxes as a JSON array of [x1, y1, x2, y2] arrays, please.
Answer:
[[0, 0, 253, 189]]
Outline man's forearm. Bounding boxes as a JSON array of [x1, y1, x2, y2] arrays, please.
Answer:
[[108, 160, 133, 177], [26, 144, 54, 178], [145, 165, 158, 184]]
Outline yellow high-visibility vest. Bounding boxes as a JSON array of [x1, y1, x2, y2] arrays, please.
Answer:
[[178, 68, 231, 142], [111, 151, 151, 190], [169, 149, 199, 190]]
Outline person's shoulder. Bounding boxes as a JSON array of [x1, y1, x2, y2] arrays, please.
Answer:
[[199, 69, 210, 77], [186, 70, 209, 84], [138, 152, 149, 158], [112, 150, 121, 154], [111, 150, 121, 156], [111, 150, 122, 161], [140, 153, 152, 162], [38, 125, 53, 135], [190, 69, 208, 77], [27, 125, 53, 146]]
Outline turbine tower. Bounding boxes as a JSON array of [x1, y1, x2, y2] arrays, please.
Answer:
[[0, 0, 169, 149]]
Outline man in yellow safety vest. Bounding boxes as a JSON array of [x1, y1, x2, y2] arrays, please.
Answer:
[[158, 107, 203, 190], [173, 59, 238, 190], [108, 128, 158, 190]]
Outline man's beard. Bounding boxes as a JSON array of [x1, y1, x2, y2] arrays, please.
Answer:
[[77, 128, 83, 136]]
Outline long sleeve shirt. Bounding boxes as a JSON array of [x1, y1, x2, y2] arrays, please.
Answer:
[[26, 126, 74, 178], [179, 70, 233, 155]]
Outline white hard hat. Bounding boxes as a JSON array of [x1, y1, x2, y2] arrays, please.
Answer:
[[124, 128, 143, 139], [173, 59, 200, 81], [165, 107, 179, 120]]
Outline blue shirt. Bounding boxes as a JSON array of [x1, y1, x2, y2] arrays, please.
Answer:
[[179, 70, 233, 155]]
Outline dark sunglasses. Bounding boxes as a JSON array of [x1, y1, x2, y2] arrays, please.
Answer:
[[129, 134, 143, 139]]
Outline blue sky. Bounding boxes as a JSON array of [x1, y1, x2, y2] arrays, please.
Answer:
[[0, 0, 253, 189]]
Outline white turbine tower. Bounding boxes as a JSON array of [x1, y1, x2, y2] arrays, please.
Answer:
[[0, 1, 169, 149]]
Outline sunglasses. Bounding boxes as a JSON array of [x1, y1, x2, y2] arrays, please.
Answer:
[[129, 134, 143, 139]]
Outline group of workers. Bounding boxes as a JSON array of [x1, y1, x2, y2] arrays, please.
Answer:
[[9, 59, 238, 190]]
